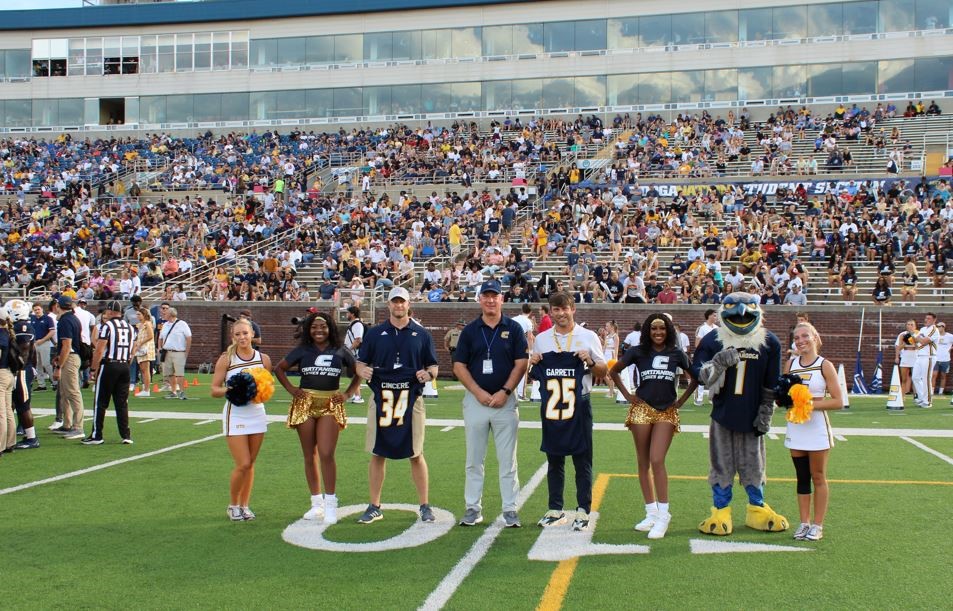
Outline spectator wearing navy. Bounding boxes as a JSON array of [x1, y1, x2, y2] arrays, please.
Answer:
[[354, 286, 439, 524], [452, 279, 529, 528], [31, 302, 56, 391], [84, 301, 136, 446], [52, 296, 86, 440]]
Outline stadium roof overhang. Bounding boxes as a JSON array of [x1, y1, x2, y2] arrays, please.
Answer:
[[0, 0, 541, 31]]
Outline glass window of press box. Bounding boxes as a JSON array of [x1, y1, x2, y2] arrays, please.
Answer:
[[46, 55, 947, 127]]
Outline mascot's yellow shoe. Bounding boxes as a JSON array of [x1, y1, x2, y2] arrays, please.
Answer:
[[698, 506, 733, 536], [745, 503, 789, 532]]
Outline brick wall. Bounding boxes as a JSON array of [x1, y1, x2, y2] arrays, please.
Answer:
[[171, 302, 937, 384]]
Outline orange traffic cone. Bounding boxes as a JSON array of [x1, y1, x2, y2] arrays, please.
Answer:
[[182, 379, 189, 389], [135, 384, 142, 394], [153, 384, 160, 392], [192, 377, 200, 386]]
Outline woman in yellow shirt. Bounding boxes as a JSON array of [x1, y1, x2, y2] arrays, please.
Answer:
[[536, 224, 549, 261]]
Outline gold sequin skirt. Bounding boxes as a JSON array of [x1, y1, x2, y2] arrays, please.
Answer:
[[625, 398, 680, 432], [287, 389, 347, 430]]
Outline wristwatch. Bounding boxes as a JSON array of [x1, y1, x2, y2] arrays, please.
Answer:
[[502, 387, 512, 396]]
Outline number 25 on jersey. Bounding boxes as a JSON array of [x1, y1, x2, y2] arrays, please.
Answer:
[[545, 378, 576, 420]]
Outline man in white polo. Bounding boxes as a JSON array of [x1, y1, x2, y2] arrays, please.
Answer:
[[913, 312, 938, 407], [158, 306, 192, 400]]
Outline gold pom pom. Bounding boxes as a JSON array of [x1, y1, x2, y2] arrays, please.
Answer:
[[786, 383, 814, 424], [248, 367, 275, 404]]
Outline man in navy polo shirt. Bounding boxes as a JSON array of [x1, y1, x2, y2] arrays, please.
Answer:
[[355, 286, 439, 525], [452, 279, 528, 528], [52, 296, 86, 440]]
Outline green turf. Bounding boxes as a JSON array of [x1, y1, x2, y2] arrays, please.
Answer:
[[3, 376, 952, 609]]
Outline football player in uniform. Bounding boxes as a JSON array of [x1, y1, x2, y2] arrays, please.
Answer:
[[8, 300, 39, 449]]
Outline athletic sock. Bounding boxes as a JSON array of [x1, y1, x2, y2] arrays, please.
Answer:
[[645, 502, 657, 514], [657, 502, 670, 514], [311, 494, 323, 506], [24, 426, 36, 439]]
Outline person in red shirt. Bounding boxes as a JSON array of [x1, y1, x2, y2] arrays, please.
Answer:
[[538, 304, 553, 333], [657, 282, 678, 304]]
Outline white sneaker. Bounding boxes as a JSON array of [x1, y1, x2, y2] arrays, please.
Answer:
[[227, 505, 244, 521], [136, 391, 151, 397], [350, 396, 365, 404], [303, 504, 325, 520], [48, 420, 64, 431], [634, 511, 658, 532], [805, 524, 823, 541], [129, 384, 135, 392], [324, 495, 339, 524], [793, 522, 811, 540], [647, 512, 671, 539]]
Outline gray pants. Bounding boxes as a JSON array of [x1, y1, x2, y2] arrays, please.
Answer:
[[35, 343, 53, 386], [463, 391, 520, 513], [708, 419, 766, 489]]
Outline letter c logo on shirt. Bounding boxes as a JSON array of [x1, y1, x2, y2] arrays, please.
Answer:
[[314, 355, 334, 367], [651, 355, 670, 370]]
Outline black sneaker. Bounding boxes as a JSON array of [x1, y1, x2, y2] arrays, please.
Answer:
[[34, 385, 48, 391], [357, 504, 383, 524], [14, 437, 40, 449], [81, 437, 104, 445], [53, 426, 72, 434], [420, 504, 436, 523]]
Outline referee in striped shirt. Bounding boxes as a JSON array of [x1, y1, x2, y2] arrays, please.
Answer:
[[83, 301, 137, 446]]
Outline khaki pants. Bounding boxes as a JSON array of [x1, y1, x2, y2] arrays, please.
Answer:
[[0, 368, 14, 451], [60, 354, 85, 430]]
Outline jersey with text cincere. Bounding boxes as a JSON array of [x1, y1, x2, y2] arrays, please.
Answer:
[[283, 345, 355, 391], [530, 352, 592, 456], [370, 366, 425, 459], [618, 346, 691, 409], [690, 331, 782, 433]]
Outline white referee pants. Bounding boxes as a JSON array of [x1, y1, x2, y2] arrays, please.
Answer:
[[463, 391, 520, 513], [912, 357, 933, 405]]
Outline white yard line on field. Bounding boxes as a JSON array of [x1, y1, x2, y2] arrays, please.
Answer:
[[0, 433, 223, 496], [901, 437, 953, 467], [418, 461, 549, 611], [137, 418, 158, 424]]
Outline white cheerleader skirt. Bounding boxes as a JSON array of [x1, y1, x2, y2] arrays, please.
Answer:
[[784, 410, 834, 451], [223, 401, 268, 436]]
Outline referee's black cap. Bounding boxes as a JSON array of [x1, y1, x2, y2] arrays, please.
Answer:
[[106, 300, 123, 313]]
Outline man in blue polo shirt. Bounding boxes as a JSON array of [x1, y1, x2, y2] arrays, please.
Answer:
[[52, 296, 86, 440], [452, 279, 528, 528], [355, 286, 439, 525]]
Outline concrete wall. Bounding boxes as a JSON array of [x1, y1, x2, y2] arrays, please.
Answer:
[[169, 302, 935, 385]]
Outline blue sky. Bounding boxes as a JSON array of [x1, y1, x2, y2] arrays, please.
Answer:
[[1, 1, 84, 9]]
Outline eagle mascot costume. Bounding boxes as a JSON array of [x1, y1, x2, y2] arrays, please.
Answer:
[[690, 293, 789, 535]]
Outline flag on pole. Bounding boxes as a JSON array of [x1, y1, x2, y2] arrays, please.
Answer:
[[869, 351, 884, 394], [852, 351, 869, 394]]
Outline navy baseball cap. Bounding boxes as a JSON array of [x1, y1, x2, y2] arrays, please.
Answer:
[[480, 280, 502, 294], [57, 295, 73, 308]]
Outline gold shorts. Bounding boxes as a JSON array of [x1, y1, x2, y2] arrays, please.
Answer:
[[287, 390, 347, 430], [625, 398, 680, 432]]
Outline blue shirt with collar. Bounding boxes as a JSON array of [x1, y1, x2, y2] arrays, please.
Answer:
[[31, 313, 54, 341], [358, 319, 438, 373], [452, 315, 528, 393], [56, 310, 83, 355]]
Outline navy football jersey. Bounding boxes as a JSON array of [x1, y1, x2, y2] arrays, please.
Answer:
[[530, 352, 592, 456], [369, 366, 425, 459], [690, 331, 782, 433]]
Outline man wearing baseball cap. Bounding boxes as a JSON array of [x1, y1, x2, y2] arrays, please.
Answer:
[[52, 295, 86, 439], [83, 300, 137, 445], [452, 279, 528, 528], [354, 285, 439, 524]]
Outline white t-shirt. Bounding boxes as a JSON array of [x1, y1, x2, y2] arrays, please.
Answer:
[[696, 321, 718, 345], [534, 324, 606, 393], [936, 332, 953, 363], [346, 319, 365, 353], [623, 330, 641, 349], [74, 307, 96, 345], [512, 314, 534, 336]]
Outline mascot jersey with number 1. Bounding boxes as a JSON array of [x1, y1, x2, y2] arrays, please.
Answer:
[[690, 293, 788, 535]]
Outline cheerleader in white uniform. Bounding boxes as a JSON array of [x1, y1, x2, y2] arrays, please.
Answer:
[[211, 319, 273, 521], [784, 322, 843, 541]]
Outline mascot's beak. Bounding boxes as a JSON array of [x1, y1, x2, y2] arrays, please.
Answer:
[[722, 302, 761, 336]]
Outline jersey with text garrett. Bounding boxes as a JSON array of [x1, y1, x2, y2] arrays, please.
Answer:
[[370, 366, 425, 459], [530, 352, 592, 456]]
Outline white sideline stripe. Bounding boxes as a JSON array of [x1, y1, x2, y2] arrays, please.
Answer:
[[27, 409, 953, 438], [419, 461, 548, 611], [767, 433, 779, 440], [440, 426, 455, 432], [194, 419, 217, 426], [901, 437, 953, 467], [138, 418, 158, 424], [0, 434, 223, 496], [835, 435, 847, 441]]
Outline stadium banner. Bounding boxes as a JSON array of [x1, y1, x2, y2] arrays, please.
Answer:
[[630, 177, 929, 199]]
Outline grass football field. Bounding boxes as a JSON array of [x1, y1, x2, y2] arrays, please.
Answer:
[[3, 377, 952, 610]]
